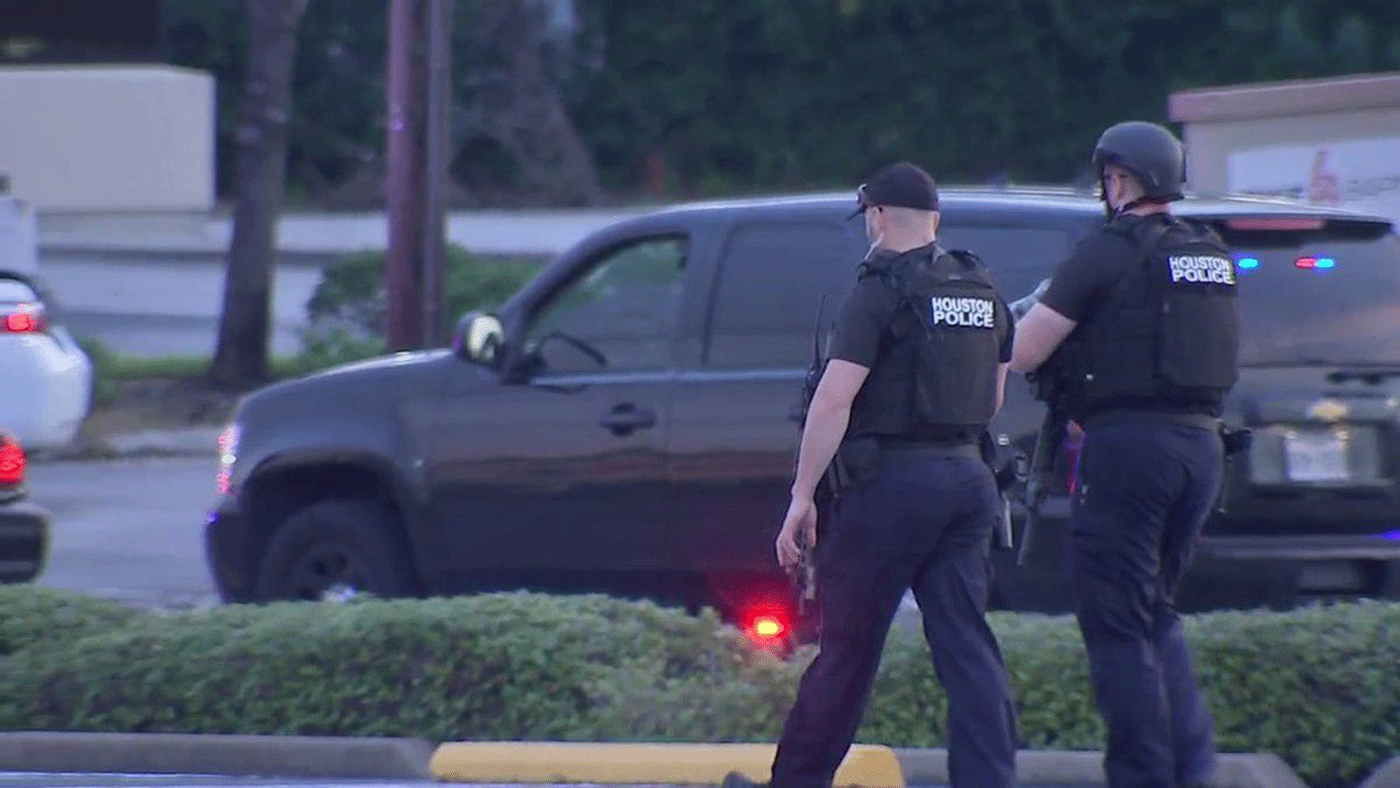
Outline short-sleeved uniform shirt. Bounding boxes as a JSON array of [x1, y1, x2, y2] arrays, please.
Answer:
[[1039, 219, 1148, 324], [826, 245, 1014, 440]]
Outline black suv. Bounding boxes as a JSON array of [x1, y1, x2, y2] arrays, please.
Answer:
[[204, 186, 1400, 641]]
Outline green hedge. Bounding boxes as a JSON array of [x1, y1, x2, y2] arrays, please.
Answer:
[[0, 587, 142, 657], [0, 587, 1395, 787]]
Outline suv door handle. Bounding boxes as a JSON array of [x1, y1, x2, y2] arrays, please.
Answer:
[[599, 403, 656, 436]]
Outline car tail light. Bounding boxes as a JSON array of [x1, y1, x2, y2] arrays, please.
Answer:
[[1, 303, 47, 334], [0, 436, 25, 487], [216, 424, 240, 494], [744, 609, 789, 646]]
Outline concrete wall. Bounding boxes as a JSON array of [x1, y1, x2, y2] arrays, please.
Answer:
[[1170, 71, 1400, 227], [0, 197, 38, 275], [0, 65, 215, 212]]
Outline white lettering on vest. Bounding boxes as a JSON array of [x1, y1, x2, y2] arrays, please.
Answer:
[[1168, 254, 1236, 285], [928, 296, 995, 329]]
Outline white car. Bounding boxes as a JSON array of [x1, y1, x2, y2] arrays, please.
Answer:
[[0, 271, 92, 451]]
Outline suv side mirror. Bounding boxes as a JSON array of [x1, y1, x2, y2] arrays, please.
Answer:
[[453, 310, 505, 367]]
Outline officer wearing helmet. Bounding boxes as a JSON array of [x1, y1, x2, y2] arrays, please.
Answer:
[[1010, 121, 1240, 788]]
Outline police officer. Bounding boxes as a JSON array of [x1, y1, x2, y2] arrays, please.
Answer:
[[1010, 121, 1239, 788], [725, 161, 1019, 788]]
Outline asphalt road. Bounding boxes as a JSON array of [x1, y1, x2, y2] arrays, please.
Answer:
[[25, 455, 931, 625], [27, 456, 223, 610]]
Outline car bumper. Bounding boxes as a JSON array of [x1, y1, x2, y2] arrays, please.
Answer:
[[993, 515, 1400, 613], [1190, 533, 1400, 604], [203, 496, 256, 602], [0, 500, 50, 583]]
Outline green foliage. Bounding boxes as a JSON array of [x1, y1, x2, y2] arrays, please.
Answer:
[[0, 587, 1396, 786], [303, 244, 543, 344], [161, 0, 1400, 204], [72, 334, 120, 407], [0, 586, 147, 657], [567, 0, 1400, 196]]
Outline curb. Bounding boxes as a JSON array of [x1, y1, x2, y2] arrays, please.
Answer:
[[0, 732, 434, 780], [0, 733, 1324, 787], [894, 748, 1309, 788], [428, 742, 901, 786], [1362, 755, 1400, 788]]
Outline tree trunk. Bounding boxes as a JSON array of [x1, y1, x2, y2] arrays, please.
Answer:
[[208, 0, 311, 387]]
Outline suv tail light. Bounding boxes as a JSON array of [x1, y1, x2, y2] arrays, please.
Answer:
[[2, 303, 47, 334], [216, 424, 240, 494], [743, 608, 789, 647], [0, 435, 25, 488]]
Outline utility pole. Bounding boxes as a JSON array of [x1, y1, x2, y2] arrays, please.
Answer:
[[422, 0, 452, 347], [384, 0, 426, 351]]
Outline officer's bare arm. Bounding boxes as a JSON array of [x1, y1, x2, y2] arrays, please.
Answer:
[[1009, 303, 1076, 374], [790, 359, 870, 501]]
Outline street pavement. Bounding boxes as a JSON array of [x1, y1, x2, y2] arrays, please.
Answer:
[[26, 455, 223, 610], [24, 454, 926, 620]]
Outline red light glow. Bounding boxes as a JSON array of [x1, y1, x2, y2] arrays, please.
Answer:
[[2, 305, 44, 333], [746, 612, 787, 644], [0, 438, 26, 486]]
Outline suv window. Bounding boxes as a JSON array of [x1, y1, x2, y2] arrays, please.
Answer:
[[1214, 219, 1400, 366], [526, 235, 688, 375], [937, 224, 1076, 302], [707, 220, 860, 369]]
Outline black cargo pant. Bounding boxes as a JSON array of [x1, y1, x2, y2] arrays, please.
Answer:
[[770, 446, 1019, 788], [1069, 417, 1223, 787]]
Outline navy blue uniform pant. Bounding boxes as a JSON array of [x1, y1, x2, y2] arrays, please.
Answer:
[[1069, 420, 1223, 788], [770, 448, 1019, 788]]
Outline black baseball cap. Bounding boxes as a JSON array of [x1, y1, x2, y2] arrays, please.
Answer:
[[849, 161, 940, 218]]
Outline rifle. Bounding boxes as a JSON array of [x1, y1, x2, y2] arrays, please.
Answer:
[[979, 429, 1019, 551], [1017, 407, 1068, 566]]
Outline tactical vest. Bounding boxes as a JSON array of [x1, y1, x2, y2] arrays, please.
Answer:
[[1076, 213, 1240, 417], [850, 246, 1007, 442]]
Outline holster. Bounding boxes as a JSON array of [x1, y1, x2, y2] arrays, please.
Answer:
[[828, 436, 882, 496], [1214, 425, 1252, 514]]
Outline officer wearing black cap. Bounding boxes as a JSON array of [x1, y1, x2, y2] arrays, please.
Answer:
[[725, 161, 1019, 788], [1010, 121, 1240, 788]]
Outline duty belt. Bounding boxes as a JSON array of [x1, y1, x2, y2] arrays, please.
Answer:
[[1083, 408, 1219, 431], [878, 439, 981, 460]]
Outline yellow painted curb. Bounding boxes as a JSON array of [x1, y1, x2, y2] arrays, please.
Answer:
[[428, 742, 905, 786]]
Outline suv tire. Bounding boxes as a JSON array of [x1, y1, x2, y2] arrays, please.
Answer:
[[254, 499, 419, 602]]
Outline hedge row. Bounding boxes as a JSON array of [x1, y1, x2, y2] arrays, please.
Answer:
[[0, 586, 1395, 788]]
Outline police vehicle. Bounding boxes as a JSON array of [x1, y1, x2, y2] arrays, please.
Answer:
[[203, 186, 1400, 646]]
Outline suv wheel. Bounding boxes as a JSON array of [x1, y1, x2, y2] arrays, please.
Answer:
[[254, 499, 419, 602]]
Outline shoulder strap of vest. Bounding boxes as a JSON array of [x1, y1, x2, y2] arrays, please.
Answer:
[[939, 247, 985, 272], [1099, 215, 1175, 317]]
